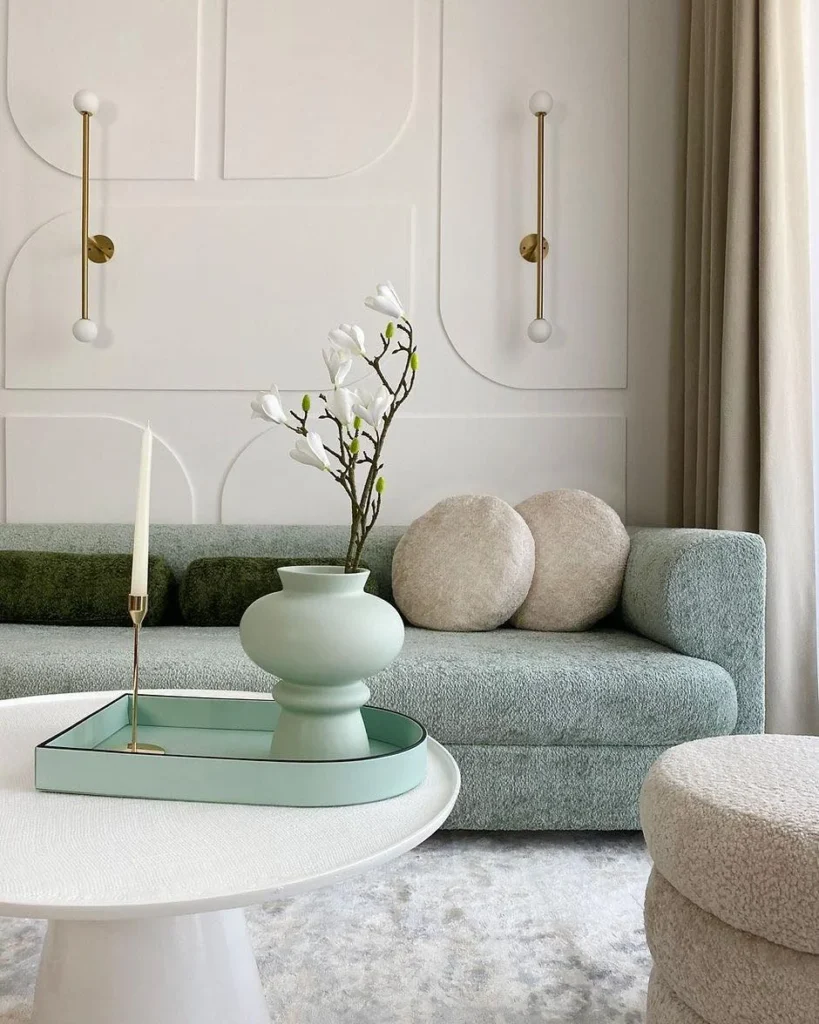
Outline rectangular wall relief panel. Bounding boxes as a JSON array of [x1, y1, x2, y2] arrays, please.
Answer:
[[222, 415, 626, 524], [7, 0, 199, 179], [6, 204, 412, 390], [6, 417, 194, 524], [440, 0, 628, 389], [224, 0, 415, 178]]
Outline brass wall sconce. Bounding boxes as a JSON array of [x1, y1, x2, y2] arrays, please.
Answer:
[[520, 91, 553, 343], [71, 91, 115, 343]]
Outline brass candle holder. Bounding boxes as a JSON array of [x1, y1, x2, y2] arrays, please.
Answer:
[[125, 594, 164, 755]]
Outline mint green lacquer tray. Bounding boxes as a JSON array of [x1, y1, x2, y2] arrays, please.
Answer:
[[35, 694, 428, 807]]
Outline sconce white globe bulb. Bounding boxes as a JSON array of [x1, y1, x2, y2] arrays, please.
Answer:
[[528, 91, 554, 116], [528, 318, 552, 343], [72, 318, 98, 343], [73, 90, 99, 115]]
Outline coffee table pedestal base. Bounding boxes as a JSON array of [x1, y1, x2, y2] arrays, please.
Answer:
[[32, 909, 269, 1024]]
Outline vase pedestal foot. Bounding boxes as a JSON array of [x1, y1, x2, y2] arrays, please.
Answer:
[[270, 678, 371, 761]]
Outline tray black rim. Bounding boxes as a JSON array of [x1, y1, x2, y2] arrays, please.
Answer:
[[36, 692, 428, 765]]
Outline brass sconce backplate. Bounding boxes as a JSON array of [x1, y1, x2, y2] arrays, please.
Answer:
[[87, 233, 115, 264], [519, 233, 549, 263]]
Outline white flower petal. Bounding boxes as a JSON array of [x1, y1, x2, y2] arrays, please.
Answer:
[[305, 431, 329, 466], [327, 323, 366, 356], [364, 280, 404, 318], [289, 432, 330, 471], [325, 387, 357, 425], [290, 448, 319, 468], [352, 385, 392, 429], [251, 387, 289, 425], [352, 403, 373, 427], [322, 344, 353, 386]]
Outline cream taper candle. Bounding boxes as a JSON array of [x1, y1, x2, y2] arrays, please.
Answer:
[[130, 424, 153, 597]]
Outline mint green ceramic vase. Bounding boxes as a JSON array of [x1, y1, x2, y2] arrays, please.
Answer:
[[239, 566, 405, 761]]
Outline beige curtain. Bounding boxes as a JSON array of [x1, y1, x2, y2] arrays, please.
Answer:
[[682, 0, 819, 734]]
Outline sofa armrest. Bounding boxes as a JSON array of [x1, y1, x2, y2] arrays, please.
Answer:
[[621, 527, 766, 734]]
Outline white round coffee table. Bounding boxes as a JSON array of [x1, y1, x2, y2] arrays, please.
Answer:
[[0, 690, 460, 1024]]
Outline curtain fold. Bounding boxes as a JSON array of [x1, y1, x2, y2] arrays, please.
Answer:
[[682, 0, 819, 734]]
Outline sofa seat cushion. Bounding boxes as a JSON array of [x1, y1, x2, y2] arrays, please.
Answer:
[[374, 628, 736, 745], [0, 625, 737, 747]]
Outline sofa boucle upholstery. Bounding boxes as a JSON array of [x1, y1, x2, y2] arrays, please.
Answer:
[[0, 626, 737, 747], [0, 523, 766, 831], [622, 528, 766, 734]]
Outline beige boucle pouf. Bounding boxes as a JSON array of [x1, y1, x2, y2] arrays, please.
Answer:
[[641, 735, 819, 1024], [647, 972, 707, 1024], [391, 495, 535, 631], [511, 489, 629, 631], [645, 870, 818, 1024], [641, 734, 819, 954]]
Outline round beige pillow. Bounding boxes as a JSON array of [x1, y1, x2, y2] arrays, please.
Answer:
[[512, 489, 629, 631], [392, 495, 535, 631]]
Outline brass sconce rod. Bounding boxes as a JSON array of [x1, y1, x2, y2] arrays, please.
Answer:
[[80, 111, 90, 321], [72, 90, 115, 344], [520, 91, 554, 343], [535, 110, 544, 319]]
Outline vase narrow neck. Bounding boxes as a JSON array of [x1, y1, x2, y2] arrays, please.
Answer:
[[277, 566, 369, 595]]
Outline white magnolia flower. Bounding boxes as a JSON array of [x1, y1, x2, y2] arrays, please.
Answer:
[[353, 385, 392, 429], [289, 431, 331, 471], [322, 344, 352, 386], [328, 323, 366, 358], [324, 387, 357, 426], [251, 385, 289, 425], [364, 281, 404, 319]]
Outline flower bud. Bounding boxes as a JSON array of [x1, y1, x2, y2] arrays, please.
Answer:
[[385, 321, 395, 339], [353, 416, 362, 431], [301, 394, 311, 413], [375, 476, 386, 494], [349, 437, 360, 455], [410, 352, 419, 371]]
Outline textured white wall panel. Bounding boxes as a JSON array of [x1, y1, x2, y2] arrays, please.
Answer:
[[439, 0, 628, 388], [5, 205, 412, 390], [5, 417, 194, 523], [224, 0, 415, 178], [0, 0, 686, 527], [7, 0, 199, 179], [221, 415, 626, 524]]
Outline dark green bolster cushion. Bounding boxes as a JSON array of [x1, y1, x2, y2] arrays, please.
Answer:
[[180, 557, 381, 626], [0, 552, 174, 626]]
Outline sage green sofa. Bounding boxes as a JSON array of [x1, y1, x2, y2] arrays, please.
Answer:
[[0, 523, 765, 830]]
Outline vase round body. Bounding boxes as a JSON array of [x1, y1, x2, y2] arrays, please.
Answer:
[[239, 566, 405, 761]]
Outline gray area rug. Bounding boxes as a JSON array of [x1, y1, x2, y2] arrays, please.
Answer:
[[0, 831, 651, 1023]]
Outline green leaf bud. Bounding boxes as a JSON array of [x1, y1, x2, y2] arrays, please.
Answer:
[[301, 394, 311, 413], [385, 321, 395, 339], [410, 351, 419, 371], [375, 476, 386, 494], [353, 416, 362, 431], [349, 437, 360, 455]]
